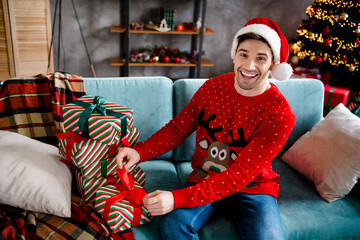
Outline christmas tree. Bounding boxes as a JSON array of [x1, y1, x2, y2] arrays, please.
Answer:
[[290, 0, 360, 92]]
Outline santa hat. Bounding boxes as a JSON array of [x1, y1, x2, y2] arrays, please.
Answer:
[[230, 17, 293, 81]]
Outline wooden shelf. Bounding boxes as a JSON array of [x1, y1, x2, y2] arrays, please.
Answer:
[[110, 57, 214, 67], [110, 26, 216, 35]]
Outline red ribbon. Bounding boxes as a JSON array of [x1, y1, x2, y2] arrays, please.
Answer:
[[102, 167, 147, 230], [56, 133, 125, 162], [56, 132, 88, 161]]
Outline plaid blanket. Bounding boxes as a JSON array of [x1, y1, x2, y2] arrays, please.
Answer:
[[0, 72, 85, 146], [0, 195, 135, 240]]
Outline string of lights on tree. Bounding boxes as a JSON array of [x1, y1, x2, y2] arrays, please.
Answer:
[[290, 0, 360, 74]]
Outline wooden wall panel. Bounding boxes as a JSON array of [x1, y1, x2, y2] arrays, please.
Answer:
[[0, 0, 52, 80]]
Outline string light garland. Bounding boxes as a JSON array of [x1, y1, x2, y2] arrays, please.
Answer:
[[291, 0, 360, 73]]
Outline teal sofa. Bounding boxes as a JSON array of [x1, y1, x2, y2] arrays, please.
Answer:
[[84, 76, 360, 240]]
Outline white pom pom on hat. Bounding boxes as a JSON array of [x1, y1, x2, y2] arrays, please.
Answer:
[[231, 17, 293, 81]]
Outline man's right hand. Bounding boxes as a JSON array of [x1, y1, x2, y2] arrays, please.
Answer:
[[116, 147, 140, 172]]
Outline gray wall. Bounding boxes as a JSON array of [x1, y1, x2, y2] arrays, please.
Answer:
[[50, 0, 313, 79]]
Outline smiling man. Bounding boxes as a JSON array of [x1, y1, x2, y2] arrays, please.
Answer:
[[117, 17, 296, 240]]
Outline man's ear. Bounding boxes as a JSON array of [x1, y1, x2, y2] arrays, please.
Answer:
[[269, 61, 275, 71]]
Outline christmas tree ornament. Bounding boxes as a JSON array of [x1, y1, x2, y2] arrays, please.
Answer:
[[290, 55, 299, 65], [322, 27, 330, 36], [310, 19, 316, 27], [349, 65, 355, 72], [340, 12, 349, 21], [323, 38, 331, 46], [355, 28, 360, 35], [342, 56, 348, 62], [314, 56, 322, 64]]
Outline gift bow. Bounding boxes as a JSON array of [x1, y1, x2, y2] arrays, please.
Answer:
[[72, 96, 127, 139], [102, 167, 147, 228]]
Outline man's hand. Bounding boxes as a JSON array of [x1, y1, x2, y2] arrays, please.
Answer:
[[143, 190, 174, 216], [116, 147, 140, 172]]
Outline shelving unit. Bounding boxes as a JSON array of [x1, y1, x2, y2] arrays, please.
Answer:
[[112, 0, 214, 78]]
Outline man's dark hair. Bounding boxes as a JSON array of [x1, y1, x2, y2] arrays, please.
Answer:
[[236, 32, 274, 60]]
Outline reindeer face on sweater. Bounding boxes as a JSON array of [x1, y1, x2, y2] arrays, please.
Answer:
[[195, 109, 249, 179], [198, 139, 237, 178]]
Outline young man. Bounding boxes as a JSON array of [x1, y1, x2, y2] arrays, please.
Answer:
[[117, 17, 296, 239]]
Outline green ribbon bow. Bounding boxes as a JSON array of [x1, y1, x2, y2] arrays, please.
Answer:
[[324, 87, 336, 115], [73, 96, 127, 139]]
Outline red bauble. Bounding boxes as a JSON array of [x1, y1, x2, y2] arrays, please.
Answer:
[[309, 20, 316, 27], [314, 57, 322, 64], [342, 56, 348, 62], [356, 39, 360, 45], [174, 57, 180, 63], [322, 27, 330, 36], [149, 58, 154, 63], [162, 56, 170, 63], [323, 38, 331, 46]]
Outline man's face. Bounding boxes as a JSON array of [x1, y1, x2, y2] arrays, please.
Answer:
[[233, 39, 274, 96]]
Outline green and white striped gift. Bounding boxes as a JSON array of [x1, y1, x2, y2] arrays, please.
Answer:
[[76, 165, 146, 204], [63, 95, 135, 145], [58, 127, 139, 169], [94, 184, 152, 232]]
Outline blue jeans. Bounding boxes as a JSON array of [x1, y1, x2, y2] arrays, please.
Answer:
[[160, 183, 284, 240]]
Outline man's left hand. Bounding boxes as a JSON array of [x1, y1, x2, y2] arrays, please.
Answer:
[[143, 190, 174, 216]]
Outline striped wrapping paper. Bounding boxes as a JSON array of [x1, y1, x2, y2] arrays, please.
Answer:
[[58, 127, 139, 169], [63, 95, 135, 145], [94, 184, 152, 232], [76, 165, 146, 204]]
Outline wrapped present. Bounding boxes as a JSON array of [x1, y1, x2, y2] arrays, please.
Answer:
[[348, 91, 360, 117], [57, 128, 139, 168], [292, 66, 331, 85], [63, 95, 135, 145], [76, 165, 146, 204], [94, 168, 152, 232], [324, 85, 350, 116]]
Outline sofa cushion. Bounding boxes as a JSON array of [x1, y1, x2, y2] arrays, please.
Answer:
[[274, 158, 360, 239], [0, 130, 72, 217], [173, 78, 324, 161], [272, 78, 324, 155], [84, 77, 174, 159], [281, 103, 360, 202]]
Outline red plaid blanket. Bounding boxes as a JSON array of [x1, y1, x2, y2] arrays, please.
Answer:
[[0, 72, 85, 146], [0, 195, 135, 240]]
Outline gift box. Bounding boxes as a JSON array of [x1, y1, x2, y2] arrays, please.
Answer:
[[348, 91, 360, 117], [292, 67, 331, 85], [324, 85, 350, 116], [76, 165, 146, 204], [63, 95, 135, 145], [94, 168, 152, 232], [57, 128, 139, 169]]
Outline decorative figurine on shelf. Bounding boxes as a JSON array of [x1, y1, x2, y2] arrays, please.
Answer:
[[130, 21, 144, 30], [156, 19, 171, 32], [145, 21, 158, 31]]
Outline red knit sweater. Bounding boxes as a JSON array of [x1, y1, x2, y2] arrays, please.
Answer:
[[134, 73, 296, 209]]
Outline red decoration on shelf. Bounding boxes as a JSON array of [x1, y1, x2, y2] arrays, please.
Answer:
[[162, 56, 170, 63]]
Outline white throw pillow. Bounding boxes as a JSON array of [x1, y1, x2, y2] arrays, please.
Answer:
[[281, 104, 360, 202], [0, 130, 72, 217]]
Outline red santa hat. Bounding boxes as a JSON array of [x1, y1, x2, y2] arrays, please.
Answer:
[[230, 17, 293, 81]]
